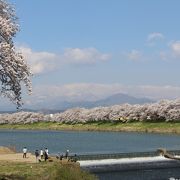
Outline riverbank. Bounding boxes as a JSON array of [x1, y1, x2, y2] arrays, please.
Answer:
[[0, 121, 180, 134], [0, 147, 96, 180], [0, 161, 96, 180]]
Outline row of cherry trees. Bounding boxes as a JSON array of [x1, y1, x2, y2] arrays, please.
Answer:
[[0, 99, 180, 124]]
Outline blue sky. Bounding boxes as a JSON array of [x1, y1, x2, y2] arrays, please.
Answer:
[[1, 0, 180, 110]]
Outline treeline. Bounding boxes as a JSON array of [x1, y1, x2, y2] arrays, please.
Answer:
[[0, 99, 180, 124]]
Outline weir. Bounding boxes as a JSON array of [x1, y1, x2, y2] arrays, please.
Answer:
[[76, 150, 180, 173], [77, 150, 180, 160]]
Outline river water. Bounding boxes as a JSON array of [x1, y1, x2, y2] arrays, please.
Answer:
[[1, 129, 180, 179], [0, 130, 180, 154], [96, 168, 180, 180]]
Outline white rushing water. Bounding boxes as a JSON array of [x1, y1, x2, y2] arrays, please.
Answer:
[[79, 156, 175, 167]]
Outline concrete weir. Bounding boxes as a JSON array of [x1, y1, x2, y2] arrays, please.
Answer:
[[78, 152, 180, 173]]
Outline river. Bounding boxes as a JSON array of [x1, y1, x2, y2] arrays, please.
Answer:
[[0, 129, 180, 154], [1, 129, 180, 179]]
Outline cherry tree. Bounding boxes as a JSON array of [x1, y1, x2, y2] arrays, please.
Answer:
[[0, 0, 31, 108], [0, 99, 180, 124]]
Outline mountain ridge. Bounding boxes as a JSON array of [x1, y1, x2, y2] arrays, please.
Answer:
[[0, 93, 154, 114], [34, 93, 154, 112]]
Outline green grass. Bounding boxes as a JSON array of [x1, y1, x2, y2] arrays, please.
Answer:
[[0, 161, 97, 180], [1, 121, 180, 134]]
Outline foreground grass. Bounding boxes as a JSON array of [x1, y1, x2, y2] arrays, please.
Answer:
[[1, 121, 180, 134], [0, 161, 96, 180]]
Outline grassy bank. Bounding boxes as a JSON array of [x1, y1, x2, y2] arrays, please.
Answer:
[[1, 121, 180, 134], [0, 161, 96, 180], [0, 147, 96, 180]]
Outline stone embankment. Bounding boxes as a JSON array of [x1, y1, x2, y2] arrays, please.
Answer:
[[0, 99, 180, 124]]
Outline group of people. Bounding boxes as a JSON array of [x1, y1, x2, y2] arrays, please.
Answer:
[[57, 150, 78, 162], [58, 149, 69, 159], [22, 148, 78, 163], [35, 148, 49, 162], [22, 147, 49, 162]]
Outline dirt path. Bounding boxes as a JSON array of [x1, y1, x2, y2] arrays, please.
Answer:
[[0, 153, 37, 163]]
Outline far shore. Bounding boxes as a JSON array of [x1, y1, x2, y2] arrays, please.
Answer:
[[0, 121, 180, 134]]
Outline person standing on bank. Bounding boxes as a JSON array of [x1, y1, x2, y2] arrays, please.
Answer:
[[40, 149, 44, 159], [45, 148, 49, 155], [23, 147, 27, 158], [35, 150, 39, 163], [44, 150, 48, 161], [65, 150, 69, 159]]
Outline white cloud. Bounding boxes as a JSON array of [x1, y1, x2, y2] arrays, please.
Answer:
[[18, 46, 111, 74], [126, 50, 143, 61], [25, 83, 180, 107], [62, 48, 110, 64], [31, 83, 123, 102], [18, 46, 59, 74], [170, 41, 180, 57], [147, 32, 164, 42], [131, 85, 180, 100], [1, 83, 180, 109], [159, 41, 180, 61]]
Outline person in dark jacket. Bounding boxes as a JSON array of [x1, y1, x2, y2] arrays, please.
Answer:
[[44, 150, 48, 161], [35, 150, 39, 163], [60, 154, 63, 160]]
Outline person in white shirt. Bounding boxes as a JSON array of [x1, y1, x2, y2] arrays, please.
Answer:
[[40, 149, 44, 159], [65, 150, 69, 159], [45, 148, 49, 155], [23, 147, 27, 158]]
